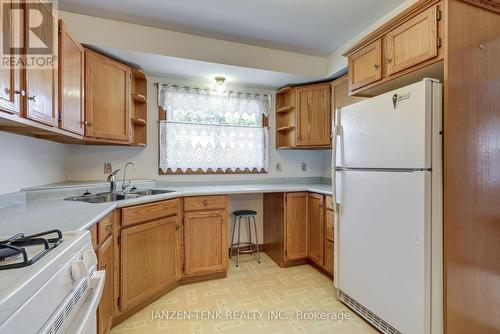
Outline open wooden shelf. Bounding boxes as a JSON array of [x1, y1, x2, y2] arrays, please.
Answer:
[[131, 93, 147, 104], [131, 118, 147, 126], [276, 106, 294, 114], [276, 126, 295, 132]]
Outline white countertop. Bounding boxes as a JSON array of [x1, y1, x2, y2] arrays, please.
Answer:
[[0, 183, 332, 236]]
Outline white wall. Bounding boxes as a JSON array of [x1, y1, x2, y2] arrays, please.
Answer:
[[66, 75, 327, 182], [0, 132, 67, 194]]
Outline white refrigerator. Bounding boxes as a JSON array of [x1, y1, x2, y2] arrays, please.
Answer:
[[332, 79, 443, 334]]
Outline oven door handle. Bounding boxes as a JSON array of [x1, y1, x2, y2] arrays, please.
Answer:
[[61, 270, 106, 334]]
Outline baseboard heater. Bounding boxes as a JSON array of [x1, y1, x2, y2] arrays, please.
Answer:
[[338, 290, 402, 334]]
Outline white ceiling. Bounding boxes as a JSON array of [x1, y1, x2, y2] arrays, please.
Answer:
[[60, 0, 405, 56], [90, 46, 325, 89]]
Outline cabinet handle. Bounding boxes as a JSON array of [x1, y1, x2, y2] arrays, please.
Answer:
[[98, 263, 107, 270], [81, 121, 93, 127], [28, 95, 36, 102], [203, 200, 208, 206], [373, 64, 380, 70], [14, 90, 25, 96], [105, 222, 113, 230], [176, 224, 180, 230], [385, 57, 392, 64]]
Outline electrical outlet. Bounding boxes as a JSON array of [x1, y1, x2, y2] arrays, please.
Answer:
[[104, 163, 112, 174], [276, 162, 282, 172], [301, 162, 307, 172]]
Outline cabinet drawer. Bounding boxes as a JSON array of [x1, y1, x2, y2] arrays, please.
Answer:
[[184, 196, 227, 212], [98, 211, 114, 244], [90, 225, 98, 250], [325, 209, 334, 242], [122, 199, 180, 227]]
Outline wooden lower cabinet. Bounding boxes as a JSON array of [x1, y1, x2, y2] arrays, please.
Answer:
[[284, 192, 308, 262], [97, 236, 114, 334], [183, 209, 228, 277], [120, 216, 181, 311], [324, 240, 334, 275], [308, 193, 324, 266]]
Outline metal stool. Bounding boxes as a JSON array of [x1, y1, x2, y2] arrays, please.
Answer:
[[229, 210, 261, 267]]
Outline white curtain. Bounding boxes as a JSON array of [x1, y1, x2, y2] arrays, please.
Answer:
[[158, 84, 270, 173]]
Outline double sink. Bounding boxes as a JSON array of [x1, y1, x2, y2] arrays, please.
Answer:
[[65, 189, 175, 203]]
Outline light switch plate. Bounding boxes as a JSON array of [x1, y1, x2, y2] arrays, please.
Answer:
[[276, 162, 282, 172], [104, 163, 112, 174], [301, 162, 307, 172]]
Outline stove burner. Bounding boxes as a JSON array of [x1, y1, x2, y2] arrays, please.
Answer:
[[0, 230, 63, 270]]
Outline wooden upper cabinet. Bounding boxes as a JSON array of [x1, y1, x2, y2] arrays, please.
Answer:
[[308, 193, 324, 266], [285, 192, 308, 261], [85, 49, 130, 142], [184, 210, 228, 276], [58, 19, 84, 135], [331, 75, 366, 111], [0, 0, 23, 115], [348, 39, 382, 91], [120, 216, 181, 311], [97, 235, 113, 334], [25, 1, 58, 126], [296, 83, 331, 147], [345, 1, 444, 95], [384, 5, 438, 76]]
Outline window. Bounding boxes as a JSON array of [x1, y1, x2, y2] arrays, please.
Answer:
[[158, 84, 271, 174]]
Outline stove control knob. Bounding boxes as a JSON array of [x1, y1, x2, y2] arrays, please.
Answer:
[[71, 260, 89, 282], [83, 249, 98, 270]]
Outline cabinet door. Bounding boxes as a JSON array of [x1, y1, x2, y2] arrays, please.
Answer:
[[85, 49, 130, 141], [58, 19, 84, 135], [184, 210, 228, 276], [325, 208, 334, 243], [384, 5, 438, 76], [324, 240, 334, 275], [120, 217, 181, 311], [348, 39, 382, 91], [25, 1, 57, 126], [97, 236, 113, 334], [0, 1, 22, 114], [296, 84, 331, 147], [308, 193, 324, 266], [285, 192, 308, 261]]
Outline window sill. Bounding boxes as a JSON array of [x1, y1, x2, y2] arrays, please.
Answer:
[[159, 168, 268, 175]]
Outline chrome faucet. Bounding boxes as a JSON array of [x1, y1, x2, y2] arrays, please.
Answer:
[[107, 169, 121, 193], [122, 162, 136, 192]]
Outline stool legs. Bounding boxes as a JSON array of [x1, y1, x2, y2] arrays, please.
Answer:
[[230, 214, 260, 267], [252, 216, 261, 263], [229, 215, 237, 259], [236, 216, 241, 267], [247, 217, 252, 255]]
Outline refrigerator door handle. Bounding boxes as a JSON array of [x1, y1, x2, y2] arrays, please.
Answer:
[[332, 107, 342, 213]]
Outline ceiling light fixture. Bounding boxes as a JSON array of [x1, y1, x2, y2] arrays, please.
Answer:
[[214, 76, 226, 96]]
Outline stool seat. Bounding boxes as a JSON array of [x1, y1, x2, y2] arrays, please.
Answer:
[[233, 210, 257, 216]]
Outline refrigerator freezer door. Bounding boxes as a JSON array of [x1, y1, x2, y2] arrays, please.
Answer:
[[335, 80, 439, 169], [336, 169, 431, 334]]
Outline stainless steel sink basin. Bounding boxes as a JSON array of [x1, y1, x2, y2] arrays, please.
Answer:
[[128, 189, 175, 196], [65, 192, 142, 203], [64, 189, 175, 203]]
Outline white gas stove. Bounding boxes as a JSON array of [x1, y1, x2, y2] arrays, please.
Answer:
[[0, 230, 105, 334]]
